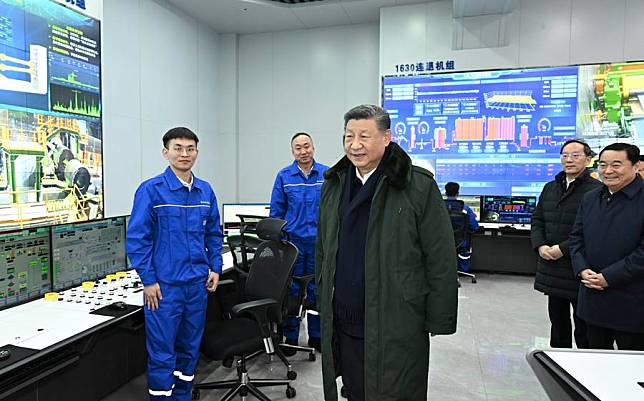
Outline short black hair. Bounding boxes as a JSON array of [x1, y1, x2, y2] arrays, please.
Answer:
[[162, 127, 199, 148], [640, 154, 644, 162], [290, 132, 312, 145], [445, 182, 460, 197], [343, 104, 391, 132], [560, 139, 593, 156], [598, 142, 640, 165]]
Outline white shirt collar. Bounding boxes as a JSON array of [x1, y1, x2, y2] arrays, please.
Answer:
[[356, 167, 376, 185], [177, 174, 193, 191]]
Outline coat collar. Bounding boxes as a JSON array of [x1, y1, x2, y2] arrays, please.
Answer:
[[163, 166, 204, 192], [600, 174, 642, 199], [324, 142, 412, 190]]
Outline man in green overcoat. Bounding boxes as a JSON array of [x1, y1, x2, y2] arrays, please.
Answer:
[[315, 104, 458, 401]]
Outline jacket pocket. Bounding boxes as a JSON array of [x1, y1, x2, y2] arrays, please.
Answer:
[[397, 267, 430, 302]]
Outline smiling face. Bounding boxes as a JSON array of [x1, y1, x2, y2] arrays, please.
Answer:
[[163, 137, 198, 174], [291, 134, 314, 167], [343, 118, 391, 176], [598, 150, 638, 192]]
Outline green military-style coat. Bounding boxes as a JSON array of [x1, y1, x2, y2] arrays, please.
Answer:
[[315, 142, 458, 401]]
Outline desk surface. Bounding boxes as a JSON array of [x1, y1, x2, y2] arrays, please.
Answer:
[[0, 251, 234, 353], [479, 222, 531, 231], [533, 349, 644, 401]]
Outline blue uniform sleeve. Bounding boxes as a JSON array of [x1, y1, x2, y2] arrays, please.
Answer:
[[206, 191, 224, 275], [269, 172, 286, 219], [569, 200, 589, 276], [465, 205, 479, 231], [126, 185, 157, 286]]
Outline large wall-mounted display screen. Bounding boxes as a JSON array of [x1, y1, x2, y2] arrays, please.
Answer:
[[383, 63, 644, 196], [0, 0, 102, 230]]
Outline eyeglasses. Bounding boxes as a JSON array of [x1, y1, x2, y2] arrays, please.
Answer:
[[171, 146, 197, 155], [560, 153, 585, 160]]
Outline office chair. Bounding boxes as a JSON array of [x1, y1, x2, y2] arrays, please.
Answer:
[[444, 199, 477, 284], [193, 218, 298, 401]]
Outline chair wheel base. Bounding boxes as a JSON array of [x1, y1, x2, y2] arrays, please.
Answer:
[[191, 388, 200, 400], [340, 385, 348, 398], [287, 370, 297, 380], [309, 352, 316, 361], [286, 385, 296, 398]]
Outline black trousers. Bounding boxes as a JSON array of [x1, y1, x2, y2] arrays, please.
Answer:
[[547, 296, 588, 348], [585, 322, 644, 351], [336, 326, 365, 401]]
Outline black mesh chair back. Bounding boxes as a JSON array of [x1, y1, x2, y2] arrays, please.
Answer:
[[244, 218, 298, 325]]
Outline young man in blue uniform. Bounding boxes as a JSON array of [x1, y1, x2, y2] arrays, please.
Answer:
[[270, 132, 328, 353], [444, 182, 479, 272], [127, 127, 223, 401]]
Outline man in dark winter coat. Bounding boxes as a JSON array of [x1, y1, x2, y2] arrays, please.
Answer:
[[315, 104, 458, 401], [570, 142, 644, 350], [531, 139, 600, 348]]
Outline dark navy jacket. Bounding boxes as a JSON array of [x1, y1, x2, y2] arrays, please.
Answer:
[[269, 160, 329, 239], [126, 167, 224, 287], [570, 176, 644, 332]]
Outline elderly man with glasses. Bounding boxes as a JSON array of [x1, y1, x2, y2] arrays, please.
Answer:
[[531, 139, 601, 349]]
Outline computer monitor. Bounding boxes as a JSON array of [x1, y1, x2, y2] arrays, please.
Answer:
[[0, 227, 51, 310], [222, 203, 270, 235], [51, 216, 127, 291], [481, 195, 537, 224]]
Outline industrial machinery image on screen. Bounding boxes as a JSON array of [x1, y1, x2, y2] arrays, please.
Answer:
[[51, 217, 126, 291], [480, 195, 536, 225], [577, 63, 644, 149], [0, 227, 50, 309], [0, 0, 104, 229]]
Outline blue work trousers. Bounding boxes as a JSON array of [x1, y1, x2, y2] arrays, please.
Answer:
[[145, 281, 207, 401], [284, 238, 320, 341]]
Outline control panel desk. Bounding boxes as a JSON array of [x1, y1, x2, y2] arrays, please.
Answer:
[[0, 251, 234, 401], [471, 223, 536, 274], [527, 349, 644, 401]]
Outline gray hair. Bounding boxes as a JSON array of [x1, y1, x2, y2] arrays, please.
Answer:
[[343, 104, 391, 132]]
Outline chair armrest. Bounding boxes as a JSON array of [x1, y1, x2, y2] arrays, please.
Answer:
[[218, 279, 235, 286], [231, 298, 277, 338], [291, 274, 315, 288]]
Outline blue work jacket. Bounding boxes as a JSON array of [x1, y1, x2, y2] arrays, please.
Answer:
[[270, 160, 329, 239], [126, 167, 224, 287]]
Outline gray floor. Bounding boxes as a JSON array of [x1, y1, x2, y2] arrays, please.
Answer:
[[103, 274, 553, 401]]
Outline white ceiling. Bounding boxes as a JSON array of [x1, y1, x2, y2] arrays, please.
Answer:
[[164, 0, 518, 35], [164, 0, 441, 34]]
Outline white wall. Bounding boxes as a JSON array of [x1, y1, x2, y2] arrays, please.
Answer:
[[236, 23, 380, 203], [102, 0, 221, 217], [380, 0, 644, 75]]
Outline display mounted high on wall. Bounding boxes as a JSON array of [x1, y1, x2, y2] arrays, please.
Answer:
[[0, 0, 103, 230], [383, 62, 644, 196]]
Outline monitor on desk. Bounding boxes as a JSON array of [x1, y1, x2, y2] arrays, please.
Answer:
[[0, 227, 51, 310], [222, 203, 270, 235], [51, 217, 127, 291], [481, 195, 536, 225]]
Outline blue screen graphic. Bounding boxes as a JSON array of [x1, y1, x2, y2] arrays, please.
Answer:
[[383, 67, 580, 196]]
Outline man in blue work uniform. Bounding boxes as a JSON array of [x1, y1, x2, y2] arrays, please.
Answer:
[[444, 182, 479, 272], [270, 132, 328, 353], [127, 127, 223, 401]]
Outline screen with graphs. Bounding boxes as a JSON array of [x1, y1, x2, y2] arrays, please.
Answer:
[[0, 0, 103, 230], [481, 195, 536, 224], [0, 227, 51, 310], [383, 63, 644, 196], [51, 216, 126, 291]]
